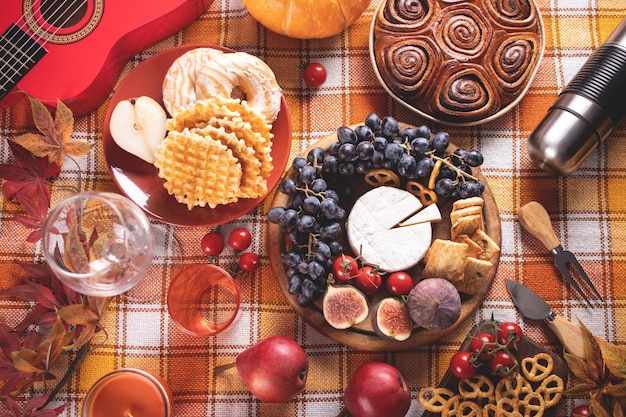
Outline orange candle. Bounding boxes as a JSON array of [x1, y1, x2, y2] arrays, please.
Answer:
[[82, 369, 172, 417]]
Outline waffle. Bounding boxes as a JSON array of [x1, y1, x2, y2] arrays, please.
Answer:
[[154, 128, 242, 210], [191, 124, 267, 199]]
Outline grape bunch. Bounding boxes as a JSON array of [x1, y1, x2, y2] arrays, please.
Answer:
[[325, 113, 485, 200], [268, 148, 346, 305], [269, 113, 487, 305]]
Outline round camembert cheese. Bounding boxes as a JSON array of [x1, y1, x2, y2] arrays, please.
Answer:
[[346, 186, 440, 272]]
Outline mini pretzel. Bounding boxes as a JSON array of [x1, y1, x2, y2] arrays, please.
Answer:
[[364, 169, 400, 187], [442, 395, 482, 417], [406, 180, 438, 206], [495, 392, 545, 417], [495, 373, 533, 401], [535, 374, 564, 407], [521, 353, 554, 382], [458, 374, 495, 400], [418, 387, 454, 412]]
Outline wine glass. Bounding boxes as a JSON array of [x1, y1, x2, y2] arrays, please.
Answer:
[[42, 191, 153, 296]]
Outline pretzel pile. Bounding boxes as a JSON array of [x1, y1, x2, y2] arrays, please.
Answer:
[[419, 353, 564, 416]]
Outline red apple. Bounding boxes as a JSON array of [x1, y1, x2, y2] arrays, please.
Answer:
[[343, 362, 411, 417], [235, 335, 309, 402]]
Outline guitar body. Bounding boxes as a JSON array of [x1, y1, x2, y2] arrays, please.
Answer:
[[0, 0, 213, 116]]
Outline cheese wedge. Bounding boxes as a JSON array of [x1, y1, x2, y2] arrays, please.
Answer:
[[346, 186, 434, 272]]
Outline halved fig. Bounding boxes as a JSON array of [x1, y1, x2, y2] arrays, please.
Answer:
[[322, 284, 369, 329], [372, 297, 413, 341]]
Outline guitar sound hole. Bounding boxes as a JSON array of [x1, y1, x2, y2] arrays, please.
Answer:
[[40, 0, 88, 28]]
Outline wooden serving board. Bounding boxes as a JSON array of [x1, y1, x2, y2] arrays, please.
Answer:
[[267, 125, 502, 351], [422, 320, 569, 417]]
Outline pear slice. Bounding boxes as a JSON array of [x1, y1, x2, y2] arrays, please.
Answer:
[[109, 96, 167, 163]]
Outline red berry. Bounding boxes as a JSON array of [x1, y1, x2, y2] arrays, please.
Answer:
[[303, 63, 327, 87]]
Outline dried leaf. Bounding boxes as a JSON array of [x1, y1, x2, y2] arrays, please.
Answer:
[[604, 380, 626, 398], [62, 215, 89, 274], [12, 97, 92, 167], [56, 304, 99, 326], [57, 297, 110, 351], [564, 352, 598, 386], [599, 338, 626, 379], [13, 187, 51, 242], [12, 318, 70, 376], [0, 141, 60, 202], [0, 392, 66, 417], [580, 320, 605, 377]]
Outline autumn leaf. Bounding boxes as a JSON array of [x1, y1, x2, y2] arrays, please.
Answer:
[[0, 140, 60, 202], [11, 318, 71, 376], [57, 296, 111, 350], [0, 325, 42, 397], [599, 338, 626, 379], [564, 320, 626, 416], [12, 97, 93, 167]]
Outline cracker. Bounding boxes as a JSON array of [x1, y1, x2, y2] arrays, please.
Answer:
[[451, 214, 483, 241], [454, 234, 484, 259], [423, 239, 469, 285], [458, 257, 493, 295], [471, 229, 501, 261], [452, 196, 484, 211]]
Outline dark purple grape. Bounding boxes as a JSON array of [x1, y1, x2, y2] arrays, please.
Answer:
[[356, 141, 374, 160], [267, 207, 285, 223], [452, 148, 467, 166], [288, 275, 303, 294], [319, 222, 341, 240], [310, 178, 328, 192], [278, 209, 299, 230], [324, 189, 340, 202], [292, 156, 307, 171], [307, 147, 326, 166], [296, 214, 316, 232], [328, 141, 341, 156], [415, 125, 431, 139], [431, 131, 450, 151], [365, 112, 381, 132], [302, 196, 321, 214], [465, 150, 484, 167], [308, 261, 326, 279], [411, 137, 430, 154], [398, 154, 417, 176], [337, 143, 357, 161], [416, 157, 435, 178], [384, 142, 404, 161], [380, 116, 400, 139], [435, 178, 454, 198], [337, 126, 357, 144], [459, 181, 481, 198], [338, 162, 355, 176], [355, 160, 373, 175], [355, 125, 374, 142], [401, 127, 418, 142], [280, 250, 301, 267], [278, 178, 297, 195], [322, 155, 339, 174], [299, 165, 317, 183], [373, 136, 387, 151], [320, 198, 339, 219], [328, 241, 343, 255], [312, 241, 331, 261], [371, 150, 384, 167]]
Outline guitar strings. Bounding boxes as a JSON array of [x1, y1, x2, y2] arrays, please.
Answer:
[[1, 0, 89, 87]]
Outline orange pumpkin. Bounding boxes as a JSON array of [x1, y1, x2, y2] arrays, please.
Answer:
[[242, 0, 372, 39]]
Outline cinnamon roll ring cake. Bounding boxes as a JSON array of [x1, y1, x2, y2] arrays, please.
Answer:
[[370, 0, 544, 125]]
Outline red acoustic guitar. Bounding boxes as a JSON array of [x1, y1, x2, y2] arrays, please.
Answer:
[[0, 0, 213, 116]]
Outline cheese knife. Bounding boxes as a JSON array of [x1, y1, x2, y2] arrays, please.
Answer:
[[505, 278, 585, 357]]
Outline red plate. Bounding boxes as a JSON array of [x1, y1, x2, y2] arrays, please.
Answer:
[[103, 45, 292, 227]]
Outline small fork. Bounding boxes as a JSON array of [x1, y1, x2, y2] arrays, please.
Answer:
[[518, 201, 603, 308]]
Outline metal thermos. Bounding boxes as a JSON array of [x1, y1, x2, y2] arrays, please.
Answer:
[[527, 17, 626, 175]]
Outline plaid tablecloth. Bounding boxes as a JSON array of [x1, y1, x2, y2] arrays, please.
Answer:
[[1, 0, 625, 416]]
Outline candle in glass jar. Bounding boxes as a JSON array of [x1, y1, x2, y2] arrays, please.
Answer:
[[82, 369, 172, 417]]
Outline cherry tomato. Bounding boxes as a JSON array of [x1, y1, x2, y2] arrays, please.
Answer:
[[571, 404, 591, 417], [228, 228, 252, 251], [354, 266, 382, 296], [239, 252, 260, 272], [201, 231, 225, 256], [469, 332, 497, 362], [386, 271, 413, 296], [496, 322, 524, 350], [332, 254, 359, 281], [450, 351, 477, 379], [303, 62, 327, 87], [490, 350, 517, 377]]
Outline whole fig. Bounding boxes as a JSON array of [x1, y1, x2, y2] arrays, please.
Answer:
[[406, 278, 461, 330]]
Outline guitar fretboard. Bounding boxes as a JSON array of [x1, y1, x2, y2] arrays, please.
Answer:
[[0, 24, 47, 100]]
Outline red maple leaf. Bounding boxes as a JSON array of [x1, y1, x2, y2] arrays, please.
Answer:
[[12, 187, 51, 243], [0, 261, 83, 332], [0, 140, 60, 203], [0, 325, 42, 397]]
